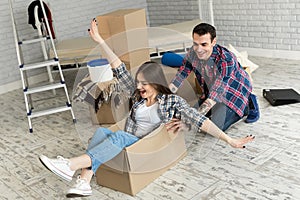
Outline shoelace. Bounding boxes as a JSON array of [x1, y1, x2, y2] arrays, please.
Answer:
[[55, 156, 71, 165], [75, 176, 89, 187], [56, 155, 68, 161]]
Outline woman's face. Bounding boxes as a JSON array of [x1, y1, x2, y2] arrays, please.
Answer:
[[136, 73, 158, 100]]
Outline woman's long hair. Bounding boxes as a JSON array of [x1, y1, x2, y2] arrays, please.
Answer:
[[134, 61, 172, 101]]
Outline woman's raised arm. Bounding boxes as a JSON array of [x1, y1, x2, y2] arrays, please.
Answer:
[[88, 18, 122, 69]]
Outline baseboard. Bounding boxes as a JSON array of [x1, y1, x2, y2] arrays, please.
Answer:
[[0, 73, 48, 95], [237, 47, 300, 60]]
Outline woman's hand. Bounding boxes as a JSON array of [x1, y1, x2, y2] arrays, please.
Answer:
[[88, 18, 104, 44], [227, 135, 255, 149], [165, 118, 190, 134], [87, 18, 122, 68]]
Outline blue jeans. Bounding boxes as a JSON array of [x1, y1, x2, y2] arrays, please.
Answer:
[[195, 100, 245, 131], [86, 127, 139, 173]]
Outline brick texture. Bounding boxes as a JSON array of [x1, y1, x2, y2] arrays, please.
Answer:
[[213, 0, 300, 51], [1, 0, 147, 87], [1, 0, 300, 91]]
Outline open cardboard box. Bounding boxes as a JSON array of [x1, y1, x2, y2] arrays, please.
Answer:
[[95, 120, 187, 196]]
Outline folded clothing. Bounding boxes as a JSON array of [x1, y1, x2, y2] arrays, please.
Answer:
[[73, 75, 123, 111]]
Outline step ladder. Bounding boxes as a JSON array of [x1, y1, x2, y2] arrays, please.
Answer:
[[8, 0, 76, 133]]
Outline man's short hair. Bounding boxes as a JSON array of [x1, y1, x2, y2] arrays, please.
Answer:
[[193, 23, 216, 42]]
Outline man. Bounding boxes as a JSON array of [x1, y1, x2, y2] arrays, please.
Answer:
[[169, 23, 259, 131]]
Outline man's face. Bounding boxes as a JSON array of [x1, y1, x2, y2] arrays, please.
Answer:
[[192, 33, 216, 61]]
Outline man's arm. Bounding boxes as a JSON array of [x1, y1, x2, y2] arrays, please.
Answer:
[[169, 59, 194, 93], [198, 98, 216, 115]]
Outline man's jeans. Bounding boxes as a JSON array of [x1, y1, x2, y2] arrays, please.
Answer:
[[195, 100, 245, 131], [86, 127, 139, 173]]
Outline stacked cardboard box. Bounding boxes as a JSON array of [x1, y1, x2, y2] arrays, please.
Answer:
[[96, 9, 150, 69]]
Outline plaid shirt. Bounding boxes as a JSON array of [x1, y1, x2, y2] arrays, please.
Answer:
[[112, 63, 208, 138], [171, 44, 252, 117]]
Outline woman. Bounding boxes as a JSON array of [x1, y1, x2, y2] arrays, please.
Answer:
[[39, 19, 254, 197]]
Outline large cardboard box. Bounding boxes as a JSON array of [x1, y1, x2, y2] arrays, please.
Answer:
[[96, 121, 187, 196], [96, 9, 150, 69]]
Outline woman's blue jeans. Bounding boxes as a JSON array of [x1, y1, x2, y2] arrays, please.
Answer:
[[86, 127, 139, 173]]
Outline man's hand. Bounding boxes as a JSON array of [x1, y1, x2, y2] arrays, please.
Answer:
[[198, 98, 216, 115], [165, 118, 190, 134]]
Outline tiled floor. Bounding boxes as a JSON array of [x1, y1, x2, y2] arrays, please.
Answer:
[[0, 56, 300, 199]]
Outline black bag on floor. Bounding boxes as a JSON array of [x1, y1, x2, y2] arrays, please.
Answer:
[[263, 88, 300, 106]]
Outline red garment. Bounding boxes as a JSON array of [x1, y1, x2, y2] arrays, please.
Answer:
[[28, 0, 56, 39]]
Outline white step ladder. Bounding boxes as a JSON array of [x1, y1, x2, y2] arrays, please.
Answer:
[[8, 0, 76, 132]]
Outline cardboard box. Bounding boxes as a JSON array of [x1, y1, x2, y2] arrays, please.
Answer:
[[90, 97, 130, 125], [96, 121, 187, 196], [96, 9, 150, 69]]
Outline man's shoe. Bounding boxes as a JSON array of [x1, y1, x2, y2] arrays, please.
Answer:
[[245, 93, 260, 123], [66, 176, 92, 198], [39, 155, 75, 182]]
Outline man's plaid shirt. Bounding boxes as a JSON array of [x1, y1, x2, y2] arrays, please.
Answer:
[[171, 44, 252, 117], [112, 63, 208, 138]]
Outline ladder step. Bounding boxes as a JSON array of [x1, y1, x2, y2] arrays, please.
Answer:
[[19, 36, 50, 45], [29, 106, 72, 119], [21, 59, 59, 71], [25, 82, 65, 95]]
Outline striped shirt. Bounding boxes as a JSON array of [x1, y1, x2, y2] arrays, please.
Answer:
[[171, 44, 252, 117], [112, 63, 208, 138]]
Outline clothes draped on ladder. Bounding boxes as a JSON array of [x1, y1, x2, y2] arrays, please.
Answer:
[[27, 0, 56, 39]]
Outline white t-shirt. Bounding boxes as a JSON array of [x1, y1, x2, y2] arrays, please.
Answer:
[[135, 101, 161, 137]]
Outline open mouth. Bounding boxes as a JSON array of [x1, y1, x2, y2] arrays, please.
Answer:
[[140, 90, 146, 96]]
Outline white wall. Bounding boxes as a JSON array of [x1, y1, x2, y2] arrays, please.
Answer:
[[0, 0, 147, 93], [146, 0, 199, 26], [146, 0, 300, 59], [1, 0, 300, 94], [213, 0, 300, 59]]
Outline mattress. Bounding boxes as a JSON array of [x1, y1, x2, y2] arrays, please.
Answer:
[[49, 19, 200, 65]]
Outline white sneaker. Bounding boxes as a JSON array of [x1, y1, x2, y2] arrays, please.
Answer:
[[66, 176, 92, 197], [39, 155, 75, 182]]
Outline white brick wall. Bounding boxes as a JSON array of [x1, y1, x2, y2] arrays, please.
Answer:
[[146, 0, 199, 26], [213, 0, 300, 52], [146, 0, 300, 58], [49, 0, 147, 40], [1, 0, 147, 92], [1, 0, 300, 93]]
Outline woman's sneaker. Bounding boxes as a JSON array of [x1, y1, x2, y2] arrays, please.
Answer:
[[66, 176, 92, 198], [39, 155, 75, 182]]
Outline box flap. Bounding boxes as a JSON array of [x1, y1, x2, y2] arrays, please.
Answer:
[[125, 125, 186, 173]]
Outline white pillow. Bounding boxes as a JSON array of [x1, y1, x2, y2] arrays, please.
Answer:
[[227, 44, 259, 73]]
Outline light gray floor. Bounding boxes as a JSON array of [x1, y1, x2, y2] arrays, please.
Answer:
[[0, 56, 300, 200]]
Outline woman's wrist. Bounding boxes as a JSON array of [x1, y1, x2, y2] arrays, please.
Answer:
[[98, 38, 105, 43]]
